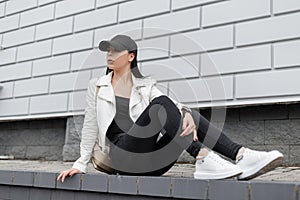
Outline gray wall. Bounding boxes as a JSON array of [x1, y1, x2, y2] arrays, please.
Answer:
[[1, 0, 300, 121], [63, 103, 300, 164], [1, 103, 299, 164], [0, 118, 66, 160], [1, 0, 300, 164]]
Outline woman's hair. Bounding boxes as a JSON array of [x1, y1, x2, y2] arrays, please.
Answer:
[[105, 49, 144, 78]]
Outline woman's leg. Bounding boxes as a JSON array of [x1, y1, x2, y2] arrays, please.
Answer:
[[109, 95, 242, 174], [109, 95, 188, 175], [190, 110, 243, 160]]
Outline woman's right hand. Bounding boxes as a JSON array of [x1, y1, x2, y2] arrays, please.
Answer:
[[57, 168, 83, 183]]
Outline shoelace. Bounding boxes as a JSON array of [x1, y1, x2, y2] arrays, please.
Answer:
[[208, 152, 233, 166]]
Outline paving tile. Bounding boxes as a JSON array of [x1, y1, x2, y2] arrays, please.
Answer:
[[209, 180, 249, 200], [12, 171, 34, 186], [81, 173, 108, 192], [30, 188, 52, 200], [250, 181, 297, 200], [138, 176, 171, 197], [0, 170, 13, 185], [51, 190, 75, 200], [10, 187, 30, 200], [0, 185, 11, 199], [171, 177, 208, 199], [108, 175, 138, 195], [74, 191, 102, 200], [33, 172, 56, 188], [56, 173, 81, 190]]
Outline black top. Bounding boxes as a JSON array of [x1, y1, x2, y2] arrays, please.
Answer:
[[106, 96, 134, 143]]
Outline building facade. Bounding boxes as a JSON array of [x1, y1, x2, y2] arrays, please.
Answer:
[[1, 0, 300, 164]]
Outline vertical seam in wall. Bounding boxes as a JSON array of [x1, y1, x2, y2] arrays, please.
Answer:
[[271, 43, 274, 70], [52, 2, 55, 20], [116, 3, 120, 24], [12, 81, 15, 99], [48, 74, 51, 94], [3, 0, 7, 17], [69, 53, 72, 71], [233, 74, 236, 100], [28, 96, 31, 115], [30, 61, 33, 77], [168, 35, 171, 58], [169, 0, 172, 12], [53, 2, 57, 20], [141, 19, 144, 39], [50, 39, 53, 56], [72, 16, 75, 33], [270, 0, 274, 16], [18, 13, 21, 28], [92, 29, 95, 50], [199, 6, 203, 29], [15, 46, 18, 63], [198, 54, 201, 77], [33, 25, 37, 42], [233, 23, 236, 48], [94, 0, 97, 9]]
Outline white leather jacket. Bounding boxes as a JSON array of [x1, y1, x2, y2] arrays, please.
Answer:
[[72, 71, 187, 173]]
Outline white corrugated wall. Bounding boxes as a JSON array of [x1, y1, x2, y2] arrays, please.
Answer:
[[1, 0, 300, 121]]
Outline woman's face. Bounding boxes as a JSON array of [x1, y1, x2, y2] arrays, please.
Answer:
[[106, 46, 135, 71]]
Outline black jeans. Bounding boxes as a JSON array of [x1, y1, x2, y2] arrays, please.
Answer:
[[108, 95, 242, 175]]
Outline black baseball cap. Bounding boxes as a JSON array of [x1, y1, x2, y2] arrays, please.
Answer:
[[98, 34, 137, 52]]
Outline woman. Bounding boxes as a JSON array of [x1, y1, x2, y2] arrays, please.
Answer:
[[57, 34, 283, 182]]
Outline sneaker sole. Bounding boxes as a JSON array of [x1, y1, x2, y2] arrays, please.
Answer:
[[238, 151, 283, 180], [194, 170, 243, 180]]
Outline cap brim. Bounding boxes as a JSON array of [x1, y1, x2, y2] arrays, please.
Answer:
[[98, 40, 127, 52]]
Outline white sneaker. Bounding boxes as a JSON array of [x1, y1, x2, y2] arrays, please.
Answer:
[[194, 151, 243, 180], [236, 148, 283, 180]]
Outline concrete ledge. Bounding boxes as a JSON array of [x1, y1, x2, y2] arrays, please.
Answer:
[[0, 170, 299, 200]]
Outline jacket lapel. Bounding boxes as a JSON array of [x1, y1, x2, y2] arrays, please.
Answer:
[[96, 72, 115, 105], [96, 71, 146, 109]]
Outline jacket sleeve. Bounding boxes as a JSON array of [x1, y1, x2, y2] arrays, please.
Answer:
[[72, 78, 99, 173], [149, 81, 189, 115]]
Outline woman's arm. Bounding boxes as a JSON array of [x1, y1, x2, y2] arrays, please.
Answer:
[[57, 78, 99, 182], [72, 78, 99, 173]]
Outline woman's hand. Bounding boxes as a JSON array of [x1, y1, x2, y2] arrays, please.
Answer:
[[57, 168, 83, 183], [180, 112, 198, 141]]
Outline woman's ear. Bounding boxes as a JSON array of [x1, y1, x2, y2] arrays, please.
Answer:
[[128, 53, 135, 62]]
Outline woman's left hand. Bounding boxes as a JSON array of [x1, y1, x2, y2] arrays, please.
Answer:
[[180, 112, 198, 141]]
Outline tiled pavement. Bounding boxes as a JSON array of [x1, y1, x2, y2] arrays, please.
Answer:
[[0, 160, 300, 182], [0, 160, 300, 200]]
